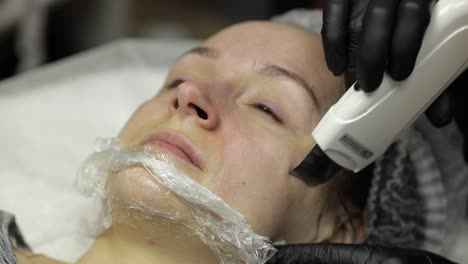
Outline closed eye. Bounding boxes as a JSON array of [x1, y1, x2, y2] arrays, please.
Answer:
[[255, 103, 282, 123], [167, 79, 185, 89]]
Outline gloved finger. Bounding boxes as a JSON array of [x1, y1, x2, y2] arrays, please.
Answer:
[[388, 0, 432, 81], [269, 243, 457, 264], [358, 0, 400, 92], [267, 243, 378, 264], [322, 0, 351, 76], [267, 244, 360, 264], [344, 31, 360, 87], [425, 88, 454, 128], [344, 0, 370, 87]]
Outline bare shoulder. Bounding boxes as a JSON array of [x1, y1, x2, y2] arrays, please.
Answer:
[[14, 248, 67, 264]]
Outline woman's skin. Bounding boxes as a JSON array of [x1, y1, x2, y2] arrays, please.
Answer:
[[15, 21, 367, 264]]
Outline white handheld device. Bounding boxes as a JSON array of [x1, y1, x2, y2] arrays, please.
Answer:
[[312, 0, 468, 173]]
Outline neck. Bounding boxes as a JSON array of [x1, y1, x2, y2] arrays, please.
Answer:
[[76, 221, 219, 264]]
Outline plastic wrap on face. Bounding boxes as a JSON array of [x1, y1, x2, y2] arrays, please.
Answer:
[[75, 138, 120, 199], [75, 138, 277, 264]]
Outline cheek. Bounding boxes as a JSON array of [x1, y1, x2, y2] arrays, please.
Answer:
[[210, 120, 296, 237], [119, 95, 172, 147]]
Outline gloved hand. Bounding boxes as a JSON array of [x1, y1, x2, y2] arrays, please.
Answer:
[[266, 243, 458, 264], [321, 0, 459, 128]]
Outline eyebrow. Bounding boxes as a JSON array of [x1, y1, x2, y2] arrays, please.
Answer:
[[183, 46, 219, 59], [181, 46, 320, 108]]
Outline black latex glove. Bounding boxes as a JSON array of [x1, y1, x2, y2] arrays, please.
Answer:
[[321, 0, 457, 128], [266, 243, 458, 264]]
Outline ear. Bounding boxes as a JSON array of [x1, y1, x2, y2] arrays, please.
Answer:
[[327, 208, 369, 244]]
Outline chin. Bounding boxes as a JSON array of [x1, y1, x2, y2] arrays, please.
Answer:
[[106, 165, 192, 222]]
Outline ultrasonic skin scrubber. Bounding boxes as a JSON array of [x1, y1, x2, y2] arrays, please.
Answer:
[[294, 0, 468, 182]]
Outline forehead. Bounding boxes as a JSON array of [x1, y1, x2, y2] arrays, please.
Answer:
[[203, 22, 321, 77], [198, 22, 343, 112]]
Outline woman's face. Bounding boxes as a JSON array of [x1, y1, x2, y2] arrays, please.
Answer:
[[116, 22, 345, 242]]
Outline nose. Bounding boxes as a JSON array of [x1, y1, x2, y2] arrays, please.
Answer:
[[169, 81, 220, 130]]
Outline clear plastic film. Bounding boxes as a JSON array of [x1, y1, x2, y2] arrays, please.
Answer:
[[75, 138, 277, 264]]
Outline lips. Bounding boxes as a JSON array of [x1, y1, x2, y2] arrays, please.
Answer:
[[142, 132, 202, 170]]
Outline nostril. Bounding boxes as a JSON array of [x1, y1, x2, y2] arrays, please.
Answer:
[[173, 99, 179, 109], [197, 108, 208, 120], [189, 103, 208, 120]]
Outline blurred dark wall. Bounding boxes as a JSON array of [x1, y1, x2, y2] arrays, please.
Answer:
[[0, 0, 323, 80], [215, 0, 272, 24], [0, 26, 16, 79], [273, 0, 315, 14], [46, 0, 129, 61]]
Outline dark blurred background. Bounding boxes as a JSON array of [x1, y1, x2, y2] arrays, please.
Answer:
[[0, 0, 324, 81]]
